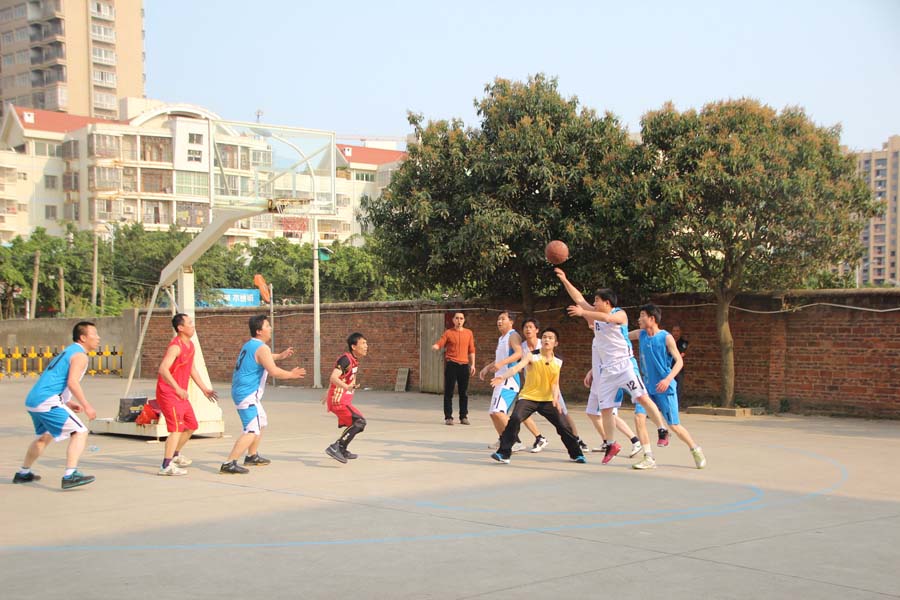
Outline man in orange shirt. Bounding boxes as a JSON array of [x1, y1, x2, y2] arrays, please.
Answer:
[[432, 312, 476, 425]]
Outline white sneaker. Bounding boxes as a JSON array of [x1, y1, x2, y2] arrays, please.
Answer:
[[158, 464, 188, 476], [530, 435, 549, 453], [691, 447, 707, 469], [172, 455, 192, 467], [627, 442, 643, 458], [632, 456, 657, 470], [511, 441, 526, 453]]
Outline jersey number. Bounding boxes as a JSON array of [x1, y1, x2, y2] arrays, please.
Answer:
[[234, 349, 247, 372]]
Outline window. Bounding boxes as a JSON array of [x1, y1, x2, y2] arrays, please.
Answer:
[[214, 144, 238, 169], [175, 171, 209, 196], [44, 175, 57, 189], [14, 26, 28, 42], [122, 167, 137, 192], [15, 49, 28, 64], [141, 168, 172, 193], [63, 171, 78, 191], [91, 46, 116, 65], [88, 134, 120, 158], [0, 32, 11, 45], [251, 149, 271, 167], [44, 205, 57, 219], [176, 202, 209, 228], [93, 91, 116, 110], [90, 23, 115, 42], [92, 69, 116, 87], [2, 54, 14, 67], [187, 149, 202, 162], [17, 172, 27, 181], [61, 140, 79, 159], [188, 133, 203, 144], [88, 166, 120, 190], [140, 136, 172, 162], [91, 2, 115, 19], [354, 171, 375, 182]]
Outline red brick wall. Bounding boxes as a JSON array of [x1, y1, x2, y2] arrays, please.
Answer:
[[139, 290, 900, 418]]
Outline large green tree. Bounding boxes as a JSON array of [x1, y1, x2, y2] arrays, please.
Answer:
[[363, 74, 659, 312], [638, 99, 879, 406]]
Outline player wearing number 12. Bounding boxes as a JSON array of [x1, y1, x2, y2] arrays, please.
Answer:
[[220, 315, 306, 474]]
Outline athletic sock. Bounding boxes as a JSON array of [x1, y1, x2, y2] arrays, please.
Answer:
[[18, 467, 31, 475], [162, 458, 172, 469], [64, 468, 76, 477], [630, 436, 639, 444]]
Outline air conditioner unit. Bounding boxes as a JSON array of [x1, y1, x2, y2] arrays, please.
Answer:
[[123, 206, 134, 214]]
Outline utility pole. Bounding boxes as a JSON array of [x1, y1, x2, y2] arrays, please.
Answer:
[[58, 265, 65, 315], [30, 250, 40, 319], [91, 232, 98, 308]]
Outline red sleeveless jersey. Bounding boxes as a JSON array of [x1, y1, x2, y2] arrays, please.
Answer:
[[156, 336, 195, 401], [326, 352, 359, 407]]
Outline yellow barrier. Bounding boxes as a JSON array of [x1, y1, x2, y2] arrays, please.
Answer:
[[0, 345, 123, 381]]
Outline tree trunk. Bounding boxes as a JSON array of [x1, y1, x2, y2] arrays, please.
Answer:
[[518, 266, 536, 315], [715, 296, 735, 407]]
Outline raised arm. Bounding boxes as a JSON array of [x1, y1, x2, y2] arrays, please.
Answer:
[[554, 268, 593, 311]]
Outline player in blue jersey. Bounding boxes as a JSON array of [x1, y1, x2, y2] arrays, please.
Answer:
[[219, 315, 306, 474], [13, 321, 100, 489], [628, 304, 706, 469]]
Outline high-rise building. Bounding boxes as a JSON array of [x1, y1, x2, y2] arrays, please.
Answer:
[[0, 0, 143, 119], [855, 135, 900, 286]]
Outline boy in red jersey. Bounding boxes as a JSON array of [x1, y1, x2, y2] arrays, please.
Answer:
[[324, 333, 368, 464], [156, 313, 218, 476]]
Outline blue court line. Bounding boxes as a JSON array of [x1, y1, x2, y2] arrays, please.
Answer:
[[1, 446, 848, 554]]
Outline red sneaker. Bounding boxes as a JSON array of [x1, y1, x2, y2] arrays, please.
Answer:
[[602, 442, 621, 464]]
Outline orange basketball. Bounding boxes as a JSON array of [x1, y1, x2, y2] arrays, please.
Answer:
[[545, 240, 569, 265]]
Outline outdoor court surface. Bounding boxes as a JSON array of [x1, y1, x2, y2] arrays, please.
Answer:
[[1, 378, 898, 600]]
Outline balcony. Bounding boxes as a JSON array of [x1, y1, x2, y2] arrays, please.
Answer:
[[90, 3, 116, 21]]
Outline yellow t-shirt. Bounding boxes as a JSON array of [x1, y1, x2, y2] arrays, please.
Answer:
[[518, 353, 562, 402]]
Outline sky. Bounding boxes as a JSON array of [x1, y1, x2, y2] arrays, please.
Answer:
[[145, 0, 900, 151]]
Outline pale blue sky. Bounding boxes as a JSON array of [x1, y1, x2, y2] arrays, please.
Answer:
[[145, 0, 900, 150]]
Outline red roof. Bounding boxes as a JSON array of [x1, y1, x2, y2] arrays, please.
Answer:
[[11, 105, 125, 133], [337, 144, 406, 166]]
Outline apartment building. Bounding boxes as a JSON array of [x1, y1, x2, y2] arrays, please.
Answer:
[[0, 98, 406, 246], [855, 135, 900, 286], [0, 0, 144, 119]]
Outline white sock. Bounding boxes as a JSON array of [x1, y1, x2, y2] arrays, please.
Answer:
[[18, 467, 31, 475], [64, 468, 76, 477]]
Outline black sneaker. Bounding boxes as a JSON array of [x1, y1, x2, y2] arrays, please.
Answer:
[[325, 442, 348, 464], [61, 470, 95, 490], [243, 454, 271, 466], [578, 439, 590, 453], [219, 460, 249, 474], [341, 446, 358, 460], [13, 471, 41, 484]]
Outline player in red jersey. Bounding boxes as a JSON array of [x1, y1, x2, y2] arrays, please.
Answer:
[[323, 333, 368, 464], [156, 313, 218, 476]]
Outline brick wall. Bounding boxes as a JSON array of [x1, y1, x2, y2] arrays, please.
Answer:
[[139, 290, 900, 418]]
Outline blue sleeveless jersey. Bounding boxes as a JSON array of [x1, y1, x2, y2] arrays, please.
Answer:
[[639, 329, 675, 393], [25, 343, 85, 408], [231, 338, 266, 403]]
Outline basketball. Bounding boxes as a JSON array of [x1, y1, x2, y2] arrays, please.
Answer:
[[545, 240, 569, 265]]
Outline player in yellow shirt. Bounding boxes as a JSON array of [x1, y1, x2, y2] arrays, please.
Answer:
[[489, 328, 585, 464]]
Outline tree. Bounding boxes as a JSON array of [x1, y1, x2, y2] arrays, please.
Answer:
[[364, 74, 655, 313], [319, 237, 402, 302], [638, 99, 879, 406]]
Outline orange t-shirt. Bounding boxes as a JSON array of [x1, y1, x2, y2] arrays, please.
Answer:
[[435, 328, 475, 365]]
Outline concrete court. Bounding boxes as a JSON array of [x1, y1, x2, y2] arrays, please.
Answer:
[[1, 377, 898, 600]]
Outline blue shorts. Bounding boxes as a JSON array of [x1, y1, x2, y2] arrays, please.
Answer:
[[237, 402, 267, 434], [634, 391, 680, 425], [29, 405, 87, 441]]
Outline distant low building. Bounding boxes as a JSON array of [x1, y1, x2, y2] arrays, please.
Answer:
[[0, 98, 407, 245]]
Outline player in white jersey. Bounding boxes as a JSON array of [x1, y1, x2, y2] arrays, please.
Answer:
[[13, 321, 100, 489], [555, 268, 668, 469], [479, 310, 543, 452]]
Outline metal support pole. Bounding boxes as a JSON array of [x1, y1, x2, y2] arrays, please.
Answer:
[[91, 232, 98, 308], [313, 217, 322, 388]]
